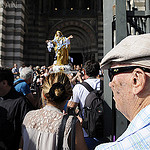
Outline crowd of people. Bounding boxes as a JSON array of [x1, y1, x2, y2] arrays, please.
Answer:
[[0, 33, 150, 150], [11, 63, 93, 92], [3, 60, 103, 150]]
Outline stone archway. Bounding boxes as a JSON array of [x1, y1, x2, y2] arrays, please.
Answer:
[[69, 53, 83, 65], [47, 20, 97, 65]]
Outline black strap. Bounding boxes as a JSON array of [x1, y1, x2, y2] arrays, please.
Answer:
[[57, 115, 77, 150], [13, 80, 25, 87], [80, 82, 94, 92], [71, 116, 78, 150], [79, 82, 94, 119], [57, 114, 69, 150]]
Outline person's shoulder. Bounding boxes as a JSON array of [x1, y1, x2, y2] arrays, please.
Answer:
[[63, 115, 76, 134], [23, 109, 39, 124], [14, 81, 27, 92], [13, 92, 29, 104], [85, 78, 99, 82], [24, 108, 42, 120], [5, 88, 29, 105], [14, 78, 24, 83], [73, 82, 84, 90], [95, 141, 118, 150], [16, 94, 29, 102], [15, 79, 27, 87], [8, 87, 23, 99], [12, 90, 34, 109], [85, 78, 100, 85]]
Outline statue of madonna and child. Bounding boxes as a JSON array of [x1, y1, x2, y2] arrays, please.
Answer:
[[46, 30, 73, 72]]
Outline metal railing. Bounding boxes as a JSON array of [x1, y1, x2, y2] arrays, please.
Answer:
[[126, 0, 150, 35]]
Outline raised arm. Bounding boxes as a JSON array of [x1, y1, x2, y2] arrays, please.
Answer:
[[45, 40, 50, 43], [68, 35, 73, 39]]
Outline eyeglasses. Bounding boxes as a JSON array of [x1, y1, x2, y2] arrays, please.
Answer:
[[108, 66, 150, 81]]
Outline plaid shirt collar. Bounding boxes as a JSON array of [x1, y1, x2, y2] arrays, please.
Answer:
[[117, 104, 150, 141]]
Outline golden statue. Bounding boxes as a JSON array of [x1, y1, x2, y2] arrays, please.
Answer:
[[46, 31, 73, 66]]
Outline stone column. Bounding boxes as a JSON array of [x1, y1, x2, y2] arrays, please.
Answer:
[[0, 0, 5, 67], [3, 0, 25, 68]]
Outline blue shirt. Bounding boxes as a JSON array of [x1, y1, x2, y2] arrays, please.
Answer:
[[95, 104, 150, 150], [14, 78, 31, 96]]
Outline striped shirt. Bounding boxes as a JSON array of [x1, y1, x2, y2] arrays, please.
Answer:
[[95, 104, 150, 150]]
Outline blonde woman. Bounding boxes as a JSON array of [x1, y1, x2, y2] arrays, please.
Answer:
[[21, 72, 88, 150]]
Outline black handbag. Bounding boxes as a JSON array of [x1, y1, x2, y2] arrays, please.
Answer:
[[57, 114, 78, 150]]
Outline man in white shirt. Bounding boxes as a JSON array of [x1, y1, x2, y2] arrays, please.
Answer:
[[67, 60, 102, 150]]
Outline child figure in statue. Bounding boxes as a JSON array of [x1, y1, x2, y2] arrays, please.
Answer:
[[46, 31, 73, 66]]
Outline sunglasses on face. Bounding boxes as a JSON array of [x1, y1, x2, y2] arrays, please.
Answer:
[[108, 66, 150, 81]]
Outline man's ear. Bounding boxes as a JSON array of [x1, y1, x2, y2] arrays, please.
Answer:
[[132, 68, 146, 94]]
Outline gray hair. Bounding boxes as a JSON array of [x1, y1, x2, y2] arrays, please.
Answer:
[[20, 67, 33, 80]]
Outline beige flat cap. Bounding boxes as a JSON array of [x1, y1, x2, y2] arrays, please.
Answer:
[[101, 33, 150, 69]]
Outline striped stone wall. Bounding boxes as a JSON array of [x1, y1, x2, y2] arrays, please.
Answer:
[[97, 14, 103, 62], [23, 0, 47, 66], [0, 0, 5, 67], [0, 0, 25, 68]]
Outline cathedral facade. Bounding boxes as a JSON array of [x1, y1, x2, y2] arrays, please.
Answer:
[[0, 0, 103, 67]]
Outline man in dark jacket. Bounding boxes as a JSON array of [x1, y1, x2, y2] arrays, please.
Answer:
[[0, 67, 34, 150]]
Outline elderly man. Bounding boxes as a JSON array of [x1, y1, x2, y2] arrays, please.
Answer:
[[0, 67, 33, 150], [14, 67, 38, 107], [95, 34, 150, 149]]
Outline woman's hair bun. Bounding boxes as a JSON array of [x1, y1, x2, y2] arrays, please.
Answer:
[[49, 82, 66, 102]]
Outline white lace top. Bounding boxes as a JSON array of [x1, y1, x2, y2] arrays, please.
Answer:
[[22, 105, 73, 150]]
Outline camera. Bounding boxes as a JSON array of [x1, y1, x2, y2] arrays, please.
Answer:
[[66, 107, 76, 115]]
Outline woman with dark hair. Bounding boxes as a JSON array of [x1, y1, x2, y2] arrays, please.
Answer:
[[21, 72, 88, 150]]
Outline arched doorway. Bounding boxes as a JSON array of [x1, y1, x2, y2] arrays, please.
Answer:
[[47, 20, 97, 65], [69, 53, 83, 65]]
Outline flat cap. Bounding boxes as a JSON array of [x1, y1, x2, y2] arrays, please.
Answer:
[[101, 33, 150, 69]]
